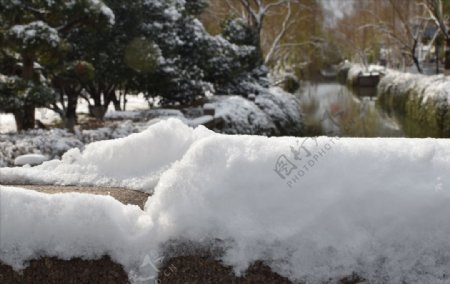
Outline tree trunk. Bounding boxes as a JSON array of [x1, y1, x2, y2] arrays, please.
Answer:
[[14, 54, 36, 131], [413, 55, 423, 74], [14, 105, 35, 131], [111, 91, 121, 111], [412, 41, 423, 74], [87, 84, 103, 118], [445, 37, 450, 75], [254, 28, 264, 66], [122, 93, 128, 111], [64, 92, 78, 132], [436, 41, 440, 74], [22, 54, 34, 81], [88, 105, 107, 120]]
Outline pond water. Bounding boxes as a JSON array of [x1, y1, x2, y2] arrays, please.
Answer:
[[297, 82, 404, 137]]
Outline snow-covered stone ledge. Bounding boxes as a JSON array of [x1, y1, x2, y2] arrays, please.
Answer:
[[337, 62, 386, 85], [1, 119, 450, 283], [378, 71, 450, 137]]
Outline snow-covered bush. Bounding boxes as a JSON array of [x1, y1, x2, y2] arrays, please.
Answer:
[[207, 87, 303, 136], [208, 96, 276, 135], [378, 71, 450, 137], [255, 87, 304, 136], [223, 17, 259, 49]]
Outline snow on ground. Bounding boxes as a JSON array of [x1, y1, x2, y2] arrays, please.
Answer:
[[0, 94, 149, 134], [1, 119, 450, 283], [0, 121, 143, 167], [0, 120, 212, 191], [0, 129, 84, 168], [1, 88, 303, 166], [0, 113, 16, 133], [0, 107, 61, 133]]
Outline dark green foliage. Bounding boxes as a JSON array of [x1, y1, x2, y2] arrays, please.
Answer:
[[223, 17, 259, 47], [185, 0, 209, 15], [0, 0, 114, 130], [124, 39, 161, 74], [1, 0, 272, 128], [0, 77, 54, 112]]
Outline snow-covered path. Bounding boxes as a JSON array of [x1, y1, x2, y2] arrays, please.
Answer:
[[1, 119, 450, 283]]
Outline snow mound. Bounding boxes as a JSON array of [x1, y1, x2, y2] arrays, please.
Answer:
[[2, 120, 450, 283], [0, 186, 155, 274], [147, 135, 450, 283], [0, 119, 213, 192], [14, 154, 48, 166]]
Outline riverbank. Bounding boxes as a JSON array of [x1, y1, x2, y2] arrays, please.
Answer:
[[337, 63, 450, 138], [378, 71, 450, 137]]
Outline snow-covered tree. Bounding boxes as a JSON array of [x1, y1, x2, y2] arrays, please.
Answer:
[[0, 0, 114, 130], [139, 0, 268, 104]]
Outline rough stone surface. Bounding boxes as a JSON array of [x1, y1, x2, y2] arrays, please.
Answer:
[[0, 186, 364, 284], [0, 256, 129, 284], [3, 184, 150, 209]]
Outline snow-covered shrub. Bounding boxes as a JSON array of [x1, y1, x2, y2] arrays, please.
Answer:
[[255, 87, 304, 136], [223, 17, 259, 48], [378, 71, 450, 137], [208, 96, 276, 135], [208, 87, 303, 136]]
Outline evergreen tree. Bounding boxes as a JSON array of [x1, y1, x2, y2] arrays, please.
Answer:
[[0, 0, 114, 130]]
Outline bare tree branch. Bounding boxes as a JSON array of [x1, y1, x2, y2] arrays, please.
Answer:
[[265, 1, 292, 64]]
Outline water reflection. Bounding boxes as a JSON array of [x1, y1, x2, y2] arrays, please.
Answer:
[[297, 82, 404, 137]]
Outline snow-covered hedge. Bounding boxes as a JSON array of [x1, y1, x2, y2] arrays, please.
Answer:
[[378, 71, 450, 137], [1, 119, 450, 283]]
